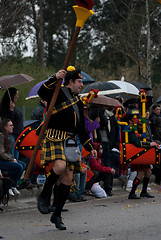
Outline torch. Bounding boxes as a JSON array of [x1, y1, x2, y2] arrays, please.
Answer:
[[24, 0, 95, 180]]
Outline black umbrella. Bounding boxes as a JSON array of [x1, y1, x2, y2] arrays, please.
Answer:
[[81, 81, 124, 96], [131, 81, 152, 91], [156, 96, 161, 104], [81, 71, 95, 84]]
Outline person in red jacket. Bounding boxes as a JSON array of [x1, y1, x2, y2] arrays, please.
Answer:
[[88, 142, 115, 196]]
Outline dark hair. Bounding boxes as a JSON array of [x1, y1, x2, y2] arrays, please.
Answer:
[[0, 87, 17, 117], [152, 104, 160, 110], [0, 118, 12, 153]]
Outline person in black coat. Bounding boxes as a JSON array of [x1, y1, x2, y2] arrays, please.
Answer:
[[37, 66, 97, 230]]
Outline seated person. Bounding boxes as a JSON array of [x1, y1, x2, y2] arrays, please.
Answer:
[[123, 114, 157, 199], [87, 142, 115, 196], [0, 118, 23, 196]]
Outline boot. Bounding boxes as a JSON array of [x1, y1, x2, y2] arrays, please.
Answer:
[[140, 192, 154, 198], [140, 177, 154, 198], [50, 216, 66, 230], [50, 183, 70, 230], [104, 173, 113, 196], [37, 169, 60, 214], [128, 177, 141, 199], [48, 184, 68, 213]]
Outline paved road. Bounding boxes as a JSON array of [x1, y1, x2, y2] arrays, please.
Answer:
[[1, 186, 161, 240]]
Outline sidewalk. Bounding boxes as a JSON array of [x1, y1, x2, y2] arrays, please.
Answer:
[[1, 175, 157, 212]]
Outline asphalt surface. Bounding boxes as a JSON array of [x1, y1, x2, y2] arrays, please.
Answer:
[[1, 184, 161, 240]]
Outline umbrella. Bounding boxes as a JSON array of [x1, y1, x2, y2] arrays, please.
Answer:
[[131, 81, 152, 91], [0, 74, 34, 90], [26, 79, 47, 100], [155, 96, 161, 104], [80, 81, 124, 96], [81, 71, 95, 84], [26, 71, 95, 100], [89, 95, 123, 108], [108, 80, 139, 96]]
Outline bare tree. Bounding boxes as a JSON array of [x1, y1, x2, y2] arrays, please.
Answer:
[[0, 0, 32, 57]]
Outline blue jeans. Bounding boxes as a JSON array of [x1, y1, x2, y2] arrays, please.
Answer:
[[0, 160, 23, 187], [17, 160, 26, 171], [69, 172, 87, 199], [10, 134, 19, 161]]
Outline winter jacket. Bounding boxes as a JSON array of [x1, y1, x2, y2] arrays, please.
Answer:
[[88, 142, 111, 173], [0, 133, 15, 161]]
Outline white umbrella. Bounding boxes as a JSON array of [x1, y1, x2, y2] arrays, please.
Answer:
[[108, 80, 139, 96]]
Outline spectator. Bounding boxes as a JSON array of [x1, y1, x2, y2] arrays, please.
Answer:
[[106, 109, 120, 178], [0, 88, 24, 165], [149, 104, 161, 135], [0, 118, 23, 196], [68, 106, 100, 202], [68, 164, 88, 202], [88, 142, 115, 196], [31, 99, 47, 123], [145, 111, 153, 142], [89, 106, 114, 194], [153, 117, 161, 143], [68, 135, 88, 202], [84, 105, 100, 142]]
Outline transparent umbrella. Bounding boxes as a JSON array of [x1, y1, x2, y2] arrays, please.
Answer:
[[0, 74, 34, 90]]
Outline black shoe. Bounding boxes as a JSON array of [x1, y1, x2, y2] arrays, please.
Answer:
[[17, 179, 31, 190], [106, 191, 113, 197], [140, 192, 154, 198], [37, 194, 50, 214], [48, 205, 55, 212], [69, 198, 81, 202], [62, 208, 68, 212], [78, 197, 87, 202], [128, 193, 141, 199], [50, 215, 66, 230]]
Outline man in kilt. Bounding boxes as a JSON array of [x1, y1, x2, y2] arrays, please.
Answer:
[[37, 66, 97, 230]]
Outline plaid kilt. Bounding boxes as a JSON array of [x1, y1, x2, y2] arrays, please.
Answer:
[[40, 137, 82, 173]]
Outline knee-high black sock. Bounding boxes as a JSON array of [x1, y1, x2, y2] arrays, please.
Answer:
[[130, 177, 140, 195], [52, 184, 59, 206], [53, 183, 71, 217], [142, 177, 150, 193], [41, 169, 60, 198]]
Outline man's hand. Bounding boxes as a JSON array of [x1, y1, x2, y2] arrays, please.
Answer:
[[56, 70, 67, 80], [150, 142, 157, 147], [90, 149, 97, 158], [10, 102, 15, 111], [81, 167, 87, 173], [111, 168, 116, 175]]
